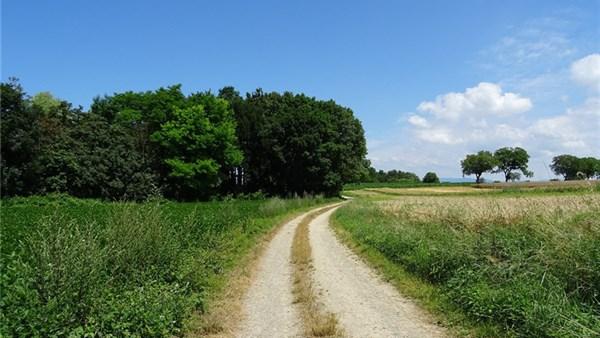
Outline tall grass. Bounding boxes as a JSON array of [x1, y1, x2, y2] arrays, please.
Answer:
[[0, 194, 329, 336], [334, 193, 600, 337]]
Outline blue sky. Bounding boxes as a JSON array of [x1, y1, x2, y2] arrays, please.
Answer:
[[3, 0, 599, 179]]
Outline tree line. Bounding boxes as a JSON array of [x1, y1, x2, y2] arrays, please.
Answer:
[[461, 147, 600, 183], [1, 79, 367, 200], [549, 155, 600, 180], [358, 164, 421, 183]]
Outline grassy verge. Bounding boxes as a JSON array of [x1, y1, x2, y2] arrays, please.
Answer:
[[291, 205, 342, 337], [330, 215, 507, 337], [0, 194, 333, 337], [332, 193, 600, 337]]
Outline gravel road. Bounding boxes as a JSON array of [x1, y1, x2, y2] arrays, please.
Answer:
[[309, 207, 447, 338], [234, 211, 305, 338], [234, 204, 446, 338]]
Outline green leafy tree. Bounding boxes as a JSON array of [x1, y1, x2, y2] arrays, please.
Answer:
[[1, 78, 37, 196], [151, 94, 242, 199], [550, 154, 580, 180], [461, 151, 496, 183], [422, 172, 440, 183], [577, 157, 600, 179], [493, 147, 533, 182], [225, 89, 367, 196], [68, 114, 157, 200]]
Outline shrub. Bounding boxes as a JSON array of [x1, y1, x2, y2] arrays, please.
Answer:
[[422, 172, 440, 183]]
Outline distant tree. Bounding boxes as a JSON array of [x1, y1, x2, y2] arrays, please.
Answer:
[[422, 172, 440, 183], [550, 154, 581, 180], [506, 171, 521, 182], [578, 157, 600, 179], [493, 147, 533, 182], [461, 151, 496, 183]]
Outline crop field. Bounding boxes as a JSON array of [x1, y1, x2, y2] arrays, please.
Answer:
[[333, 187, 600, 337], [0, 195, 330, 337]]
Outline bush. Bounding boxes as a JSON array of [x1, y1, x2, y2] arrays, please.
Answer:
[[422, 172, 440, 183]]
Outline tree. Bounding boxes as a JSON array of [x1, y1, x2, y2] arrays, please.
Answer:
[[151, 94, 243, 199], [461, 151, 496, 183], [422, 172, 440, 183], [578, 157, 600, 179], [493, 147, 533, 182], [550, 154, 580, 180], [222, 89, 367, 196], [1, 78, 38, 196]]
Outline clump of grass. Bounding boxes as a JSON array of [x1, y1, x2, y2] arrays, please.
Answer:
[[291, 206, 343, 337], [334, 193, 600, 337], [0, 195, 332, 337]]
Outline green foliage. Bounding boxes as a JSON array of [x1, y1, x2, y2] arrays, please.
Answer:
[[551, 154, 600, 180], [0, 195, 330, 336], [355, 165, 421, 184], [422, 172, 440, 183], [493, 147, 533, 182], [334, 196, 600, 337], [221, 89, 367, 196], [2, 80, 366, 200], [461, 150, 496, 183], [151, 96, 243, 199]]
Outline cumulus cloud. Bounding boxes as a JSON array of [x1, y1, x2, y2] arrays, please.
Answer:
[[530, 97, 600, 151], [417, 82, 532, 121], [570, 53, 600, 91]]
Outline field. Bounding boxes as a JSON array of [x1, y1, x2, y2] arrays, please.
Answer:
[[0, 194, 331, 337], [334, 184, 600, 337]]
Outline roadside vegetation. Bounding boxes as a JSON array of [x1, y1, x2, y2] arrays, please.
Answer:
[[0, 194, 331, 337], [334, 187, 600, 337]]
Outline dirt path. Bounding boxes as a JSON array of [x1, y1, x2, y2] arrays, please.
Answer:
[[235, 204, 446, 338], [309, 207, 447, 338], [234, 211, 305, 338]]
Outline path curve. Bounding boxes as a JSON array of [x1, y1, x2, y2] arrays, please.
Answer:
[[235, 206, 330, 338], [309, 207, 447, 338]]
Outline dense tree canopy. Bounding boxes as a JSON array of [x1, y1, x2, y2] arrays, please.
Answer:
[[1, 80, 367, 199], [219, 89, 367, 196], [551, 155, 600, 180]]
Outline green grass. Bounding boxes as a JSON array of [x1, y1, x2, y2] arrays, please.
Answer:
[[333, 191, 600, 337], [0, 194, 333, 337], [343, 181, 472, 191]]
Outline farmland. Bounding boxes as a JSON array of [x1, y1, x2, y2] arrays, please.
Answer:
[[0, 194, 331, 337], [334, 184, 600, 337]]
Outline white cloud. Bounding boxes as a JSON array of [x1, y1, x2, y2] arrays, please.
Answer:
[[368, 15, 598, 179], [416, 127, 463, 145], [407, 115, 430, 128], [570, 53, 600, 91], [479, 16, 577, 75], [417, 82, 532, 121], [530, 97, 600, 151]]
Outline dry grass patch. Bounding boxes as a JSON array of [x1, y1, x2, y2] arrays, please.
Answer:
[[377, 194, 600, 230], [367, 186, 486, 195], [291, 205, 344, 337]]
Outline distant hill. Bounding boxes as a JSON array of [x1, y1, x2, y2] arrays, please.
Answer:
[[440, 177, 476, 183]]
